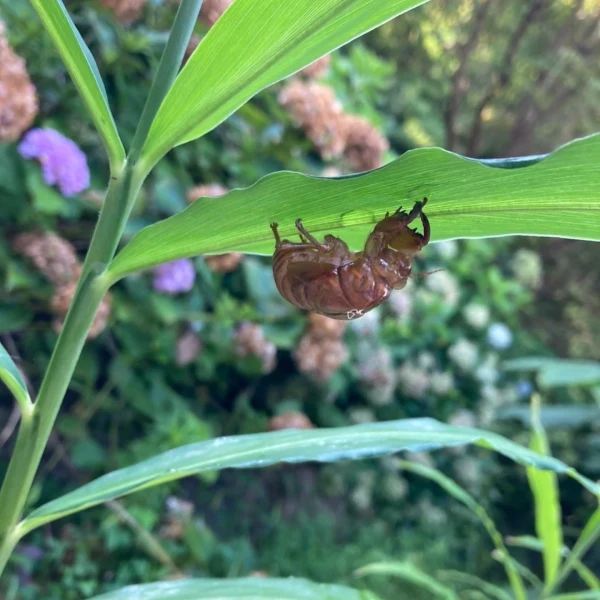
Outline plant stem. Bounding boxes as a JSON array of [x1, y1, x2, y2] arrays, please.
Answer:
[[129, 0, 204, 172], [0, 170, 140, 576], [0, 0, 205, 576]]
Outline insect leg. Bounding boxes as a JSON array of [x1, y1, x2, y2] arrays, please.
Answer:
[[420, 212, 431, 244], [270, 222, 282, 246], [404, 197, 428, 225], [295, 219, 329, 250]]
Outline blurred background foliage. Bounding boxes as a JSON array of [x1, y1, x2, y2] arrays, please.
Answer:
[[0, 0, 599, 598]]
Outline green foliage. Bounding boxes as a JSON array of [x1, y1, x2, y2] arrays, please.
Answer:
[[526, 396, 562, 590], [141, 0, 430, 169], [87, 577, 381, 600], [28, 0, 124, 169], [0, 340, 31, 413], [22, 418, 600, 535], [0, 0, 599, 597], [504, 358, 600, 389], [110, 134, 600, 279]]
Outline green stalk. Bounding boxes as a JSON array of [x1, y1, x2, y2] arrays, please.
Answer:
[[0, 172, 139, 575], [130, 0, 204, 179], [0, 0, 203, 576]]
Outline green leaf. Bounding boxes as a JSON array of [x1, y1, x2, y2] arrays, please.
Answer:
[[525, 396, 562, 590], [547, 593, 600, 600], [398, 460, 527, 600], [505, 536, 600, 591], [504, 357, 600, 388], [355, 561, 458, 600], [497, 405, 600, 430], [21, 418, 600, 536], [25, 163, 71, 217], [438, 571, 513, 600], [140, 0, 431, 168], [86, 577, 378, 600], [29, 0, 124, 169], [0, 340, 32, 415], [109, 135, 600, 281], [554, 507, 600, 592]]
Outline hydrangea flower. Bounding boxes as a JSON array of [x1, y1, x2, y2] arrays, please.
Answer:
[[475, 353, 500, 384], [511, 249, 543, 289], [436, 240, 459, 261], [18, 128, 89, 197], [487, 323, 513, 350], [448, 409, 477, 429], [383, 474, 408, 501], [388, 287, 412, 320], [153, 259, 196, 295], [462, 302, 490, 329], [348, 408, 376, 424], [429, 371, 455, 395], [397, 361, 430, 399], [447, 338, 478, 371], [425, 269, 460, 306]]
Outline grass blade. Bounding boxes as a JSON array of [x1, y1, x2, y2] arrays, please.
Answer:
[[21, 419, 600, 537], [526, 396, 563, 590]]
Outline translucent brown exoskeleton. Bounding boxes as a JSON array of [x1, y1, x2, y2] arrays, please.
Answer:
[[270, 198, 431, 320]]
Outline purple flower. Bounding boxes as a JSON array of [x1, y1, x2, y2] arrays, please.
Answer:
[[153, 259, 196, 295], [18, 128, 90, 197]]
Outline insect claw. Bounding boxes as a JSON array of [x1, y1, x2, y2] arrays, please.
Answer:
[[270, 222, 282, 245]]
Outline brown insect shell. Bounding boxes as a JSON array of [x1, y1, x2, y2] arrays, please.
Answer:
[[271, 200, 430, 320]]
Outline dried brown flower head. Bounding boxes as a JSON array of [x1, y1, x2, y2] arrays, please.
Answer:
[[235, 322, 277, 374], [278, 81, 345, 159], [0, 20, 38, 142], [13, 232, 80, 285], [98, 0, 146, 24], [307, 312, 346, 340], [51, 281, 112, 340], [176, 330, 202, 365], [205, 253, 243, 273], [186, 183, 229, 203], [338, 114, 389, 172], [298, 55, 331, 80], [199, 0, 233, 27], [268, 411, 314, 431], [294, 335, 348, 382]]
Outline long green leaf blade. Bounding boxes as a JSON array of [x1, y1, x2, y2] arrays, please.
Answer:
[[555, 507, 600, 591], [0, 340, 31, 413], [506, 536, 600, 591], [29, 0, 124, 169], [398, 461, 527, 600], [547, 592, 600, 600], [526, 396, 562, 590], [86, 577, 379, 600], [438, 571, 513, 600], [140, 0, 430, 168], [355, 562, 458, 600], [21, 419, 600, 535], [504, 358, 600, 388], [109, 135, 600, 281]]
